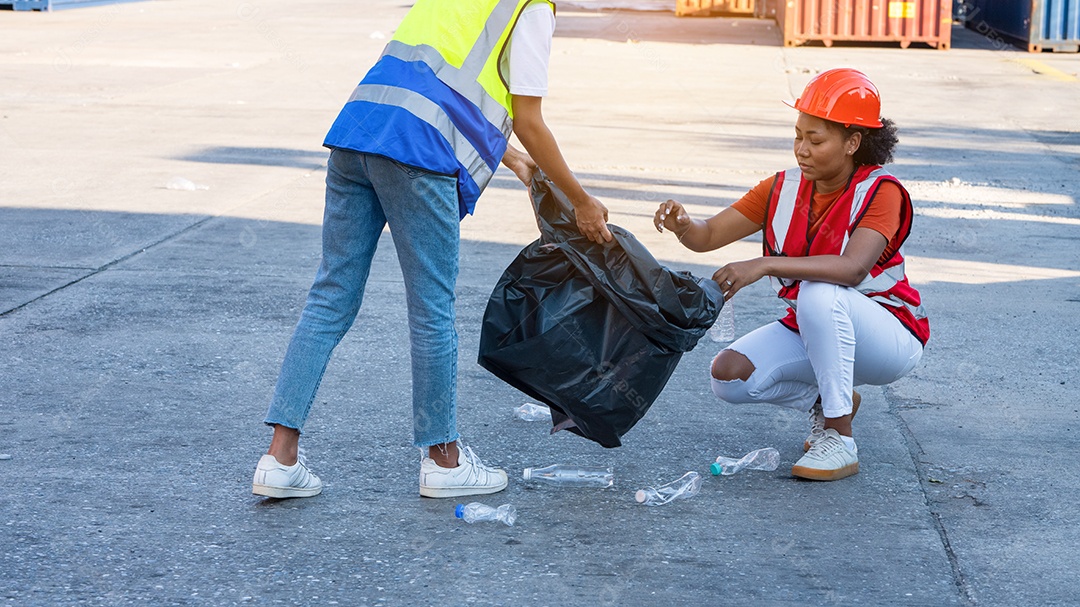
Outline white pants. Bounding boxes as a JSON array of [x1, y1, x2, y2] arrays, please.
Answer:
[[711, 281, 923, 418]]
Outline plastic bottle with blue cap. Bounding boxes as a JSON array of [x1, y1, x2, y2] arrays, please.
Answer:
[[455, 502, 516, 526]]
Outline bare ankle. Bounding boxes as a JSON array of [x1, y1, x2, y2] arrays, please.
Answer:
[[428, 442, 459, 468], [269, 450, 298, 467], [823, 414, 853, 437], [268, 425, 300, 466]]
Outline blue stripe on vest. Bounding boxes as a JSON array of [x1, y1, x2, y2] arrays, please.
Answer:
[[363, 56, 505, 172], [323, 103, 482, 219]]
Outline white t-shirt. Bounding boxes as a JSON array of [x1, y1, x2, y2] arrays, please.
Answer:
[[508, 3, 555, 97]]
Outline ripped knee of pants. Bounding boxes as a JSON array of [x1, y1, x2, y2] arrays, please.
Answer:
[[711, 377, 754, 404]]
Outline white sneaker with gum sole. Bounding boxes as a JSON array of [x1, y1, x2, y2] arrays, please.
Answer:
[[792, 429, 859, 481]]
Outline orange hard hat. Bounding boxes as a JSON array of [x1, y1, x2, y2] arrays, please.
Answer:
[[785, 68, 883, 128]]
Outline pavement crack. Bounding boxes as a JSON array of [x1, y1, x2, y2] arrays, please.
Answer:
[[0, 264, 96, 271], [0, 215, 215, 319], [884, 386, 979, 607], [1, 168, 322, 318]]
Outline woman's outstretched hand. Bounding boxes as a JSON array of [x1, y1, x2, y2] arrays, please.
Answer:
[[654, 199, 691, 234]]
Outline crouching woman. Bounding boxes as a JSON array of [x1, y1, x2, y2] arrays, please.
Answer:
[[655, 68, 929, 481]]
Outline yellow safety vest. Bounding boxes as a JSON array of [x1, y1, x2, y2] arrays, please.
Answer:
[[324, 0, 554, 218]]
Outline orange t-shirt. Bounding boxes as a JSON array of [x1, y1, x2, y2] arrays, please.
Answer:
[[731, 175, 904, 263]]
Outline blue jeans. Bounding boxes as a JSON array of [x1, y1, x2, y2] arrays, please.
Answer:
[[264, 149, 461, 448]]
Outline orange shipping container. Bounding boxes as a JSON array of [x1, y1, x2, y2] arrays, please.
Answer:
[[778, 0, 953, 48], [676, 0, 756, 17]]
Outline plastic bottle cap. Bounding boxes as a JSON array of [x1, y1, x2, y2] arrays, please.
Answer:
[[710, 462, 723, 476], [634, 490, 647, 503], [454, 504, 465, 518], [522, 468, 532, 481]]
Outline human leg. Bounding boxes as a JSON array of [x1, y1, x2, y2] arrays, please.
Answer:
[[792, 281, 922, 480], [364, 155, 505, 496], [710, 321, 820, 412], [805, 391, 859, 451], [707, 317, 865, 481], [365, 155, 461, 450], [796, 281, 923, 425], [254, 150, 386, 497]]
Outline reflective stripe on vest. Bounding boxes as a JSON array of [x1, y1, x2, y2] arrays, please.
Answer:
[[770, 168, 802, 253], [324, 0, 551, 217], [843, 168, 890, 250], [380, 40, 514, 137], [764, 166, 930, 344], [347, 84, 495, 189], [855, 257, 905, 295], [765, 167, 802, 301]]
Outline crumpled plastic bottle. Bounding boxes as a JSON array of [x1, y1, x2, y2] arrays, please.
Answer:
[[635, 471, 701, 506], [512, 402, 552, 422], [710, 447, 780, 476], [455, 502, 516, 526]]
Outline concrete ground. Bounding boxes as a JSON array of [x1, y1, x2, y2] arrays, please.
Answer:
[[1, 1, 1078, 605]]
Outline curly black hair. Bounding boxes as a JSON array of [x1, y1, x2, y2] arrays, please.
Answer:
[[829, 117, 899, 166]]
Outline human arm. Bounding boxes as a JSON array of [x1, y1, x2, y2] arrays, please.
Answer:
[[501, 143, 538, 186], [711, 227, 888, 300], [654, 200, 760, 252], [511, 95, 612, 243]]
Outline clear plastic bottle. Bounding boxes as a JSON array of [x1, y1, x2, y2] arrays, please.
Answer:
[[635, 471, 702, 506], [455, 502, 517, 526], [710, 447, 780, 476], [522, 464, 614, 488], [708, 299, 735, 343], [512, 402, 552, 422]]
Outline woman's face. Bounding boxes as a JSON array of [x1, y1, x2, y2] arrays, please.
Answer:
[[793, 113, 858, 186]]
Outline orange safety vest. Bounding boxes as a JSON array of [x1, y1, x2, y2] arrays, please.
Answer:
[[763, 165, 930, 345]]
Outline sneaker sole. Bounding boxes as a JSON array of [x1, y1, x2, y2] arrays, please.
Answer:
[[252, 483, 322, 499], [791, 461, 859, 481], [419, 480, 508, 499], [803, 390, 862, 452]]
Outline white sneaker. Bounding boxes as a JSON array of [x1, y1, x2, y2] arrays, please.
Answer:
[[419, 444, 508, 498], [792, 428, 859, 481], [252, 454, 323, 499], [804, 390, 861, 452]]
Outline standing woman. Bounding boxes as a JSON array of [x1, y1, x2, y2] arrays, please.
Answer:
[[655, 69, 929, 481], [252, 0, 612, 500]]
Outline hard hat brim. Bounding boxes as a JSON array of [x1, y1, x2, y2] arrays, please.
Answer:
[[783, 98, 883, 129]]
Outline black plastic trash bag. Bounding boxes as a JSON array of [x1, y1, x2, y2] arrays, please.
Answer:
[[477, 174, 724, 448]]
